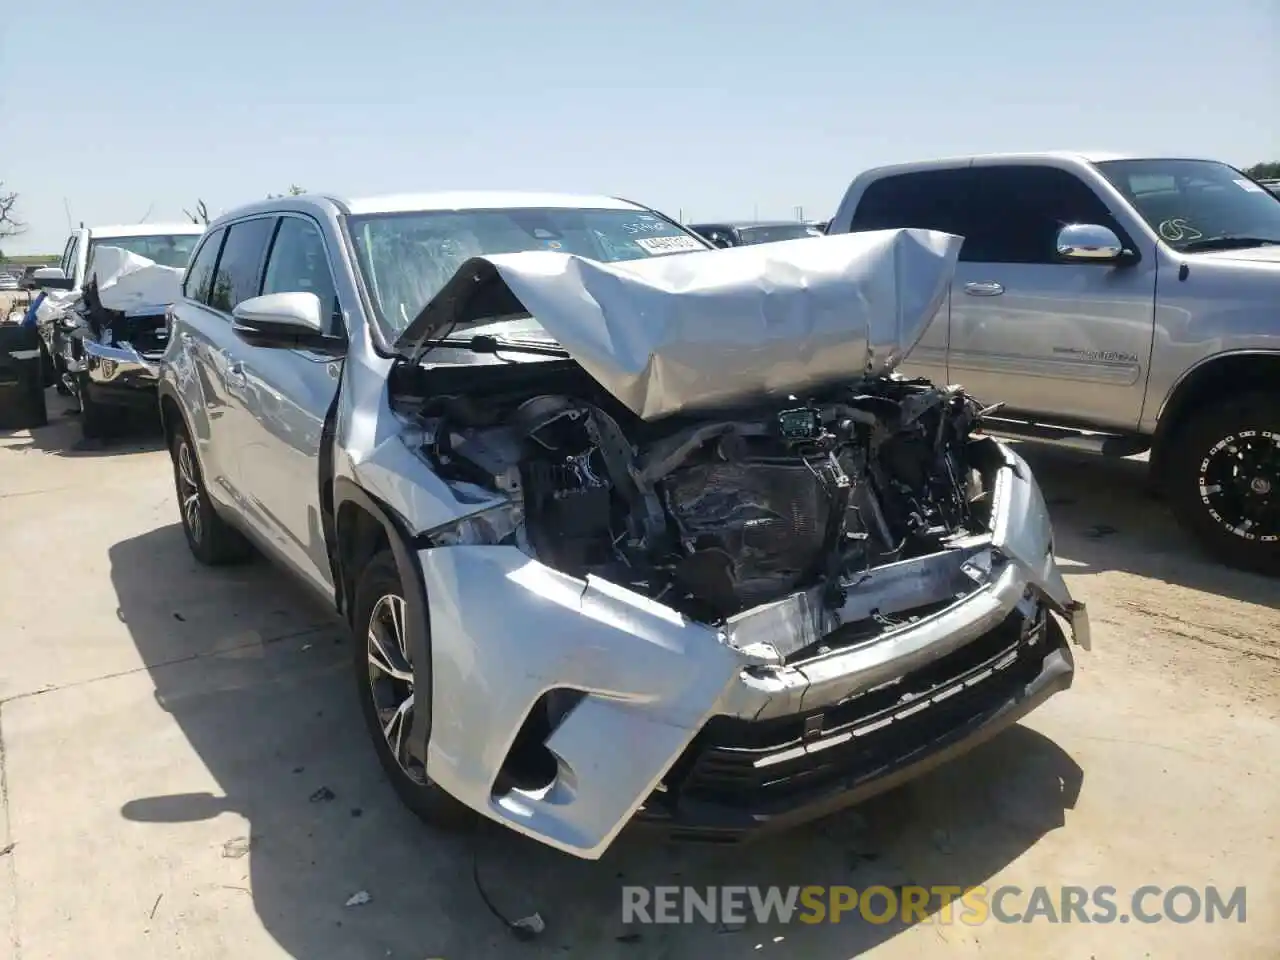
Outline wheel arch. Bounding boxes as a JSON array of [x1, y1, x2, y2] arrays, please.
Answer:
[[332, 478, 434, 767], [1151, 350, 1280, 478], [157, 386, 184, 445]]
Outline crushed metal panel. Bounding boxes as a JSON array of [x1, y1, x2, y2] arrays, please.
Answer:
[[394, 228, 962, 420]]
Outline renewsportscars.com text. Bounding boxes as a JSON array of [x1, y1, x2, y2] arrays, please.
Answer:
[[621, 884, 1247, 926]]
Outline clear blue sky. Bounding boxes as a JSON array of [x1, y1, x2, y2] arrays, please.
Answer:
[[2, 0, 1276, 254]]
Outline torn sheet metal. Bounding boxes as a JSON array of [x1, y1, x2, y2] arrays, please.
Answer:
[[395, 228, 961, 420]]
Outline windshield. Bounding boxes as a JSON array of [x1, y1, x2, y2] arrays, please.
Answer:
[[88, 234, 202, 270], [347, 206, 708, 337], [1095, 159, 1280, 251], [738, 224, 823, 245]]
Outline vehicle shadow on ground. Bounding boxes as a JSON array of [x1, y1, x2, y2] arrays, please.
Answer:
[[1017, 444, 1279, 609], [0, 389, 165, 457], [110, 523, 1083, 959]]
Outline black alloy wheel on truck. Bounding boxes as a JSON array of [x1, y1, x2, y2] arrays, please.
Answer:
[[1168, 392, 1280, 575]]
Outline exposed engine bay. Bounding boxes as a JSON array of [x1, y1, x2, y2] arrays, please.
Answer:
[[399, 364, 990, 626]]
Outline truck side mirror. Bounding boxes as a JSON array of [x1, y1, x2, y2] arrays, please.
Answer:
[[30, 266, 75, 290], [1056, 224, 1123, 262]]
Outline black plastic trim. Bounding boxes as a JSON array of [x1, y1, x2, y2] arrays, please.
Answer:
[[632, 627, 1075, 844]]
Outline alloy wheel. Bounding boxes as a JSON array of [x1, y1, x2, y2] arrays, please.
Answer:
[[176, 440, 203, 546], [1198, 430, 1280, 543], [366, 594, 429, 784]]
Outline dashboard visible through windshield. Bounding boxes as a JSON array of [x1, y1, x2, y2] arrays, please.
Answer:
[[346, 206, 709, 339]]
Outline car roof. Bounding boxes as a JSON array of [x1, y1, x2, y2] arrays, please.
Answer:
[[339, 190, 646, 216], [88, 222, 206, 238], [861, 151, 1236, 177], [206, 190, 655, 229]]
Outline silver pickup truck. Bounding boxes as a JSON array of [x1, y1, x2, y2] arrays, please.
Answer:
[[827, 152, 1280, 575]]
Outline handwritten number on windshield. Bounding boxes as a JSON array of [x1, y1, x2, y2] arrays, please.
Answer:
[[1158, 218, 1204, 243]]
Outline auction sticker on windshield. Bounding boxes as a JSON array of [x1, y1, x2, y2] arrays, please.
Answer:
[[636, 235, 704, 254]]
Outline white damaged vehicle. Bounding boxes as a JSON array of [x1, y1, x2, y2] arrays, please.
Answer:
[[157, 192, 1089, 859]]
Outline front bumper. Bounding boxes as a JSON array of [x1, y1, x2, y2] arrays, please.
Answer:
[[412, 440, 1088, 860], [634, 610, 1073, 843], [84, 338, 162, 393]]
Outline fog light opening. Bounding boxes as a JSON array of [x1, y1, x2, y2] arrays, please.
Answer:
[[492, 689, 585, 796]]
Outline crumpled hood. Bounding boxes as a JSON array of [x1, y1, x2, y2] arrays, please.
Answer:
[[394, 228, 962, 420], [86, 246, 186, 313]]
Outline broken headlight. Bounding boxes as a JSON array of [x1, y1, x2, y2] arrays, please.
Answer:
[[428, 502, 526, 549]]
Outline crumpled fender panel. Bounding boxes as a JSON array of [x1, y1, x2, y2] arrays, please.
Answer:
[[988, 441, 1091, 650], [418, 547, 747, 858]]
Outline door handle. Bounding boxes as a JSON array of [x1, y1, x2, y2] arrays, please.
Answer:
[[963, 281, 1004, 297]]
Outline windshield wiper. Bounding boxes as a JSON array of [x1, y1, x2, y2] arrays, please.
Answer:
[[419, 334, 569, 358], [1180, 236, 1278, 252]]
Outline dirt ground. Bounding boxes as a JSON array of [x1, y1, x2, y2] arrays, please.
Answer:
[[0, 393, 1276, 960]]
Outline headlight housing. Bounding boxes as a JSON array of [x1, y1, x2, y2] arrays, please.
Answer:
[[428, 502, 526, 549]]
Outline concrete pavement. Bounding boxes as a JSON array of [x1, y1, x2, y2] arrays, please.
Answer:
[[1, 395, 1277, 959]]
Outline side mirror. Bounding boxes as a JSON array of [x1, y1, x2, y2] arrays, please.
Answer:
[[231, 292, 332, 349], [31, 266, 75, 290], [1056, 223, 1124, 262]]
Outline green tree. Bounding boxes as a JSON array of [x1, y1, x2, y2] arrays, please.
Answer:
[[1243, 161, 1280, 180]]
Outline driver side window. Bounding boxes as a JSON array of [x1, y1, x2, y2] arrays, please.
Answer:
[[261, 216, 341, 333]]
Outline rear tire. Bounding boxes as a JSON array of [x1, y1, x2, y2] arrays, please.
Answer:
[[169, 423, 252, 565], [352, 550, 474, 831], [1167, 393, 1280, 575]]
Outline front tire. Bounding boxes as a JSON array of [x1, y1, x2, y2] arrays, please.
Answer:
[[77, 376, 110, 440], [352, 550, 474, 830], [169, 424, 252, 565], [1168, 393, 1280, 575]]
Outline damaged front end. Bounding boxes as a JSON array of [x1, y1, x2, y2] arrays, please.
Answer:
[[69, 293, 169, 397], [374, 231, 1088, 859], [57, 247, 181, 405]]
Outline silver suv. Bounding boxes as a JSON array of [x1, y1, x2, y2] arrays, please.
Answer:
[[158, 192, 1087, 859]]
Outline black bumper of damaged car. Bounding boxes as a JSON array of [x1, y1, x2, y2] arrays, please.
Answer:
[[85, 375, 161, 409], [633, 611, 1074, 844]]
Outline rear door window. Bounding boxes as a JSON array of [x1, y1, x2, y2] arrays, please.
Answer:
[[850, 168, 979, 244], [183, 228, 226, 304], [208, 217, 278, 314]]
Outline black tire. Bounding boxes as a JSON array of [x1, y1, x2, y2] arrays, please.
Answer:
[[352, 550, 474, 830], [1167, 392, 1280, 575], [78, 376, 110, 440], [169, 423, 253, 565], [37, 338, 57, 390], [52, 352, 71, 395], [21, 362, 47, 428]]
